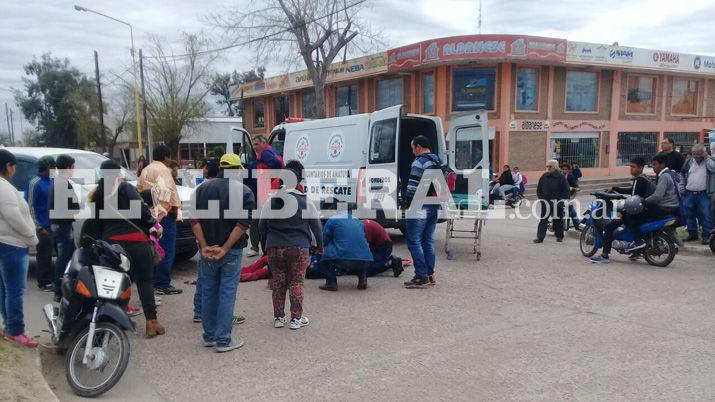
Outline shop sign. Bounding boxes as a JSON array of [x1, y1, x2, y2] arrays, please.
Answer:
[[509, 120, 550, 131], [388, 44, 421, 70]]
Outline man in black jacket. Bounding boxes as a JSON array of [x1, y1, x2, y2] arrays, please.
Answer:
[[534, 159, 570, 243], [590, 157, 655, 264], [660, 138, 685, 173]]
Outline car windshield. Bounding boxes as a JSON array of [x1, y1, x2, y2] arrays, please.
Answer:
[[68, 153, 137, 185]]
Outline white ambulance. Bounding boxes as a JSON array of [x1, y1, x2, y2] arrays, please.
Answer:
[[247, 105, 489, 228]]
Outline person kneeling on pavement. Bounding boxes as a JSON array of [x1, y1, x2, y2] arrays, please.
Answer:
[[362, 219, 404, 277], [190, 153, 255, 353], [318, 209, 373, 291], [590, 157, 655, 264]]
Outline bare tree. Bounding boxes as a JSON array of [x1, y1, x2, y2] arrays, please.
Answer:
[[143, 33, 217, 156], [104, 85, 135, 157], [211, 0, 381, 119]]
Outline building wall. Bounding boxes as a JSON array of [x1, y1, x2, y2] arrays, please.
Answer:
[[242, 61, 714, 178]]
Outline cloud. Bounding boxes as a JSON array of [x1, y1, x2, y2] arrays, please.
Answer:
[[2, 0, 715, 136]]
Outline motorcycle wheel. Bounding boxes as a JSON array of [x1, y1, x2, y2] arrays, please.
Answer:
[[643, 232, 676, 267], [65, 322, 130, 398], [579, 225, 598, 257]]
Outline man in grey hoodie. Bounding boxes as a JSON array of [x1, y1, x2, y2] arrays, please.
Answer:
[[624, 153, 681, 251]]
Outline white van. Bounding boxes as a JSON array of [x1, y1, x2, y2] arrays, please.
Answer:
[[254, 105, 490, 228]]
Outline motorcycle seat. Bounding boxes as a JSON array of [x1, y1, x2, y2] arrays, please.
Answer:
[[639, 217, 678, 233]]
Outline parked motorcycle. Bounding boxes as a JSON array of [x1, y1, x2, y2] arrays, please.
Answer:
[[579, 191, 682, 267], [42, 237, 134, 397]]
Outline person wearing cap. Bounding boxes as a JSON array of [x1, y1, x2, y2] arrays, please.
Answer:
[[534, 159, 570, 243], [25, 155, 55, 291], [90, 160, 166, 338], [0, 149, 40, 347], [49, 154, 81, 301], [191, 153, 255, 352], [137, 145, 183, 295]]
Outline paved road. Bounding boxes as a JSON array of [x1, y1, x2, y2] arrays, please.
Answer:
[[25, 206, 715, 401]]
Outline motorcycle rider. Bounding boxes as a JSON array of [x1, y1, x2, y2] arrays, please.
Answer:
[[590, 157, 655, 264]]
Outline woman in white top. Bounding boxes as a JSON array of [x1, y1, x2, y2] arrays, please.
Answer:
[[0, 149, 39, 347]]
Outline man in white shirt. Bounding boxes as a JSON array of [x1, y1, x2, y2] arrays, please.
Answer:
[[680, 144, 715, 244]]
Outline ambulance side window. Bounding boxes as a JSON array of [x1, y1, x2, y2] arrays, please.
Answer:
[[369, 119, 397, 164]]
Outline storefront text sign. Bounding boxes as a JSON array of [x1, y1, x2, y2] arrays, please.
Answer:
[[509, 120, 550, 131]]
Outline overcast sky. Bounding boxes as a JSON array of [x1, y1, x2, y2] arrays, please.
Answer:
[[2, 0, 715, 135]]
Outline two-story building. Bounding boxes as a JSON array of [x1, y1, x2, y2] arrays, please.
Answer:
[[232, 34, 715, 178]]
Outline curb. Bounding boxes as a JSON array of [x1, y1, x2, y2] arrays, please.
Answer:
[[33, 349, 60, 402]]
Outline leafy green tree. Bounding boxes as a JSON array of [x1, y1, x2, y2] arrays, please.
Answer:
[[15, 53, 95, 147], [209, 67, 265, 116]]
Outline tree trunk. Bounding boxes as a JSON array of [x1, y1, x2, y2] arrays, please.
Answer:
[[313, 82, 326, 119]]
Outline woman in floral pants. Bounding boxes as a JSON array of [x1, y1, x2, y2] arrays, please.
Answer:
[[259, 160, 323, 330]]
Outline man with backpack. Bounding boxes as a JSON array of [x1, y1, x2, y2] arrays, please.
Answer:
[[622, 153, 681, 252], [402, 135, 441, 289]]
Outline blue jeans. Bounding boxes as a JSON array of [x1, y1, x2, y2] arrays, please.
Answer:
[[200, 249, 242, 347], [405, 205, 438, 278], [684, 191, 713, 237], [154, 214, 177, 288], [53, 225, 75, 297], [0, 243, 30, 336], [193, 259, 203, 317], [320, 259, 367, 286]]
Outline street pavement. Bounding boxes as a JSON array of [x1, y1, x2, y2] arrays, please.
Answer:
[[24, 203, 715, 401]]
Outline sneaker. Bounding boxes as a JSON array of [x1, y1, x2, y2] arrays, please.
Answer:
[[274, 317, 286, 328], [289, 317, 309, 330], [246, 248, 259, 257], [232, 315, 246, 325], [193, 315, 202, 323], [428, 274, 436, 286], [404, 276, 430, 289], [590, 254, 610, 264], [556, 238, 563, 243], [38, 284, 54, 292], [391, 257, 404, 278], [203, 340, 216, 347], [127, 305, 142, 317], [5, 333, 38, 348], [624, 240, 645, 252], [533, 238, 544, 244], [155, 286, 183, 295], [216, 339, 245, 353]]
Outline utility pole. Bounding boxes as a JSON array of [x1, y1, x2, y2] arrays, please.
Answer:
[[4, 103, 12, 144], [94, 50, 106, 152], [478, 0, 482, 34], [139, 49, 152, 158], [8, 108, 15, 144]]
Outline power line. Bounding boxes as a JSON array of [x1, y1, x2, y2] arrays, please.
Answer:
[[143, 0, 368, 60]]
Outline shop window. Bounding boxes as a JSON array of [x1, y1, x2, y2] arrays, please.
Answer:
[[565, 71, 598, 112], [617, 132, 658, 166], [452, 67, 496, 111], [336, 85, 358, 116], [551, 133, 599, 168], [376, 78, 403, 110], [516, 67, 539, 111], [274, 96, 290, 126], [369, 119, 397, 164], [671, 78, 699, 115], [626, 75, 656, 114], [422, 73, 435, 113], [253, 99, 265, 128], [302, 91, 315, 119]]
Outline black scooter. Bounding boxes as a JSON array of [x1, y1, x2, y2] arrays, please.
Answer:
[[42, 237, 134, 397]]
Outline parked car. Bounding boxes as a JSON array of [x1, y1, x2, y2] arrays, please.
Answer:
[[5, 147, 198, 261]]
